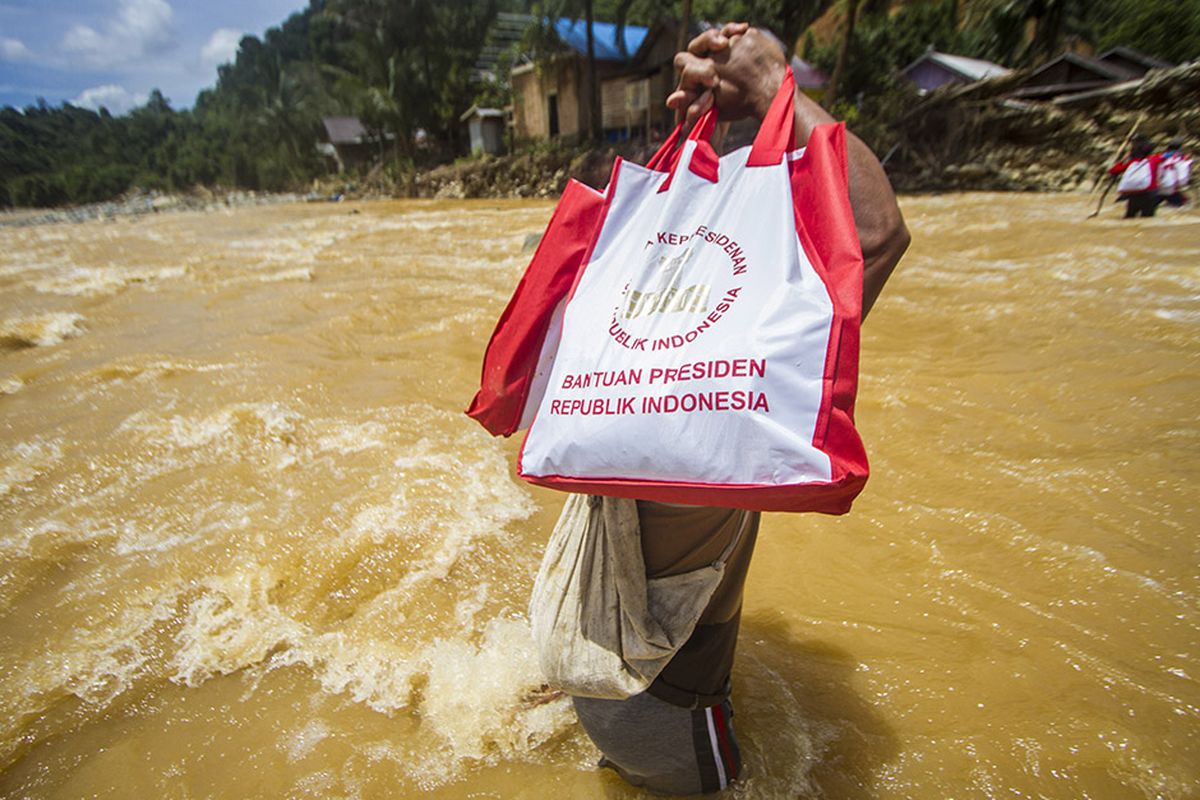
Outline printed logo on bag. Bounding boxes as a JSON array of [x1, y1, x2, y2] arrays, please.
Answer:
[[607, 225, 747, 352]]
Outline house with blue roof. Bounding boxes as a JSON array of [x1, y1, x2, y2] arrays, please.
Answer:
[[510, 16, 684, 144]]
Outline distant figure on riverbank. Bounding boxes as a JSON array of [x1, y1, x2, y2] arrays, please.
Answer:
[[1157, 137, 1192, 208], [1109, 136, 1163, 218]]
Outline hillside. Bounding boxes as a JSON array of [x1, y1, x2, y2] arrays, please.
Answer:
[[2, 0, 1196, 208]]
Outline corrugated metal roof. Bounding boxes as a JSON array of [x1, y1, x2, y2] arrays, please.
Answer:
[[322, 116, 368, 145], [924, 51, 1010, 81], [552, 17, 648, 62], [1025, 52, 1130, 83], [476, 12, 533, 77]]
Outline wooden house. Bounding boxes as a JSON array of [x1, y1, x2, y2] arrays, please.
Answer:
[[1096, 46, 1173, 79], [1008, 52, 1134, 100], [511, 18, 652, 144], [318, 116, 376, 173], [511, 18, 707, 145]]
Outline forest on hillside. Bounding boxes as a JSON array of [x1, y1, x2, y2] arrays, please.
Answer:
[[2, 0, 1197, 208]]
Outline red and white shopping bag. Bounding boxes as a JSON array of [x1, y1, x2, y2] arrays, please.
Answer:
[[513, 69, 868, 514], [466, 125, 692, 437]]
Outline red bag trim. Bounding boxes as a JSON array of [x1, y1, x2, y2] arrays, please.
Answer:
[[789, 122, 868, 487], [518, 471, 866, 515], [562, 159, 624, 306], [506, 157, 625, 442], [465, 178, 604, 436]]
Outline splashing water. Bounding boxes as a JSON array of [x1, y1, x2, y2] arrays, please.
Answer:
[[0, 195, 1196, 798]]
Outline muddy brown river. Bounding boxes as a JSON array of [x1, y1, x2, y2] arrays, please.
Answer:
[[0, 193, 1196, 798]]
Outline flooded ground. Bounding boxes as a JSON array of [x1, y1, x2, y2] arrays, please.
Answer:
[[0, 193, 1196, 798]]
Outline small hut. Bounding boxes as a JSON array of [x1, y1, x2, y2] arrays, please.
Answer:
[[460, 105, 507, 155], [318, 116, 375, 173], [900, 48, 1010, 94], [791, 56, 829, 101]]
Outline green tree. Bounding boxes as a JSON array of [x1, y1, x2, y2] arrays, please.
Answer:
[[692, 0, 831, 51], [1090, 0, 1200, 64], [326, 0, 498, 158]]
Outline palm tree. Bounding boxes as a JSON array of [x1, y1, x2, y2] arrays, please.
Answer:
[[584, 0, 601, 142], [825, 0, 860, 109], [1023, 0, 1092, 64]]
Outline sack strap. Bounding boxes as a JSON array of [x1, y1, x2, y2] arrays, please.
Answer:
[[712, 509, 751, 570]]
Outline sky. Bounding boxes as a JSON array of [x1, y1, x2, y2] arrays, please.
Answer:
[[0, 0, 311, 114]]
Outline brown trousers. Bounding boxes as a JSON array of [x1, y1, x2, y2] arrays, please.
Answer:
[[637, 501, 761, 706]]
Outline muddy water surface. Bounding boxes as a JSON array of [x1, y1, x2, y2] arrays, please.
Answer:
[[0, 194, 1196, 798]]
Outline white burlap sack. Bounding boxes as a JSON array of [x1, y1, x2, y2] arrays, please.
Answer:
[[1118, 159, 1154, 193], [529, 494, 742, 699]]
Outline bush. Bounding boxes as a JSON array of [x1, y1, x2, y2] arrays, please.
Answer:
[[63, 163, 137, 204], [8, 173, 68, 207]]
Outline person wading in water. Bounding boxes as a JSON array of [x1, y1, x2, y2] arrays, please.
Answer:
[[562, 23, 910, 795], [1109, 135, 1164, 219]]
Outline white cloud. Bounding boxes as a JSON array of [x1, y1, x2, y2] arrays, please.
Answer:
[[1, 37, 34, 62], [71, 84, 148, 114], [201, 28, 242, 69], [62, 0, 176, 68]]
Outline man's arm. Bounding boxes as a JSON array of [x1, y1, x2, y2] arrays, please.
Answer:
[[668, 26, 909, 320]]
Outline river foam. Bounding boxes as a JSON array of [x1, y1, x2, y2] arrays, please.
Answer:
[[0, 312, 84, 349]]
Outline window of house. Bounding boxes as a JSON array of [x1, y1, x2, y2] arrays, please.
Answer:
[[548, 94, 559, 138]]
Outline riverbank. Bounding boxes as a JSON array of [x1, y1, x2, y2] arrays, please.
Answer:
[[411, 61, 1199, 199], [0, 189, 311, 228], [5, 59, 1195, 223], [881, 60, 1200, 194]]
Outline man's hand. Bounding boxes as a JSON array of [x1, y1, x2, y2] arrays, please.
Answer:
[[665, 24, 910, 320], [667, 23, 752, 123], [670, 25, 821, 125]]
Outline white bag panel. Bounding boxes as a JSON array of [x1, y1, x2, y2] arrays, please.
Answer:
[[1158, 154, 1192, 194], [518, 295, 567, 432], [1118, 159, 1153, 193], [521, 142, 835, 486]]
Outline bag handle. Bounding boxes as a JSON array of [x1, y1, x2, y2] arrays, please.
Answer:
[[655, 106, 720, 192], [648, 66, 796, 185], [650, 65, 794, 186], [686, 106, 719, 145], [646, 119, 686, 171], [647, 104, 718, 172], [747, 66, 796, 167]]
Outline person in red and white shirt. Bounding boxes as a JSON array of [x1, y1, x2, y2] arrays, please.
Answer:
[[1157, 137, 1192, 208], [1108, 136, 1164, 218]]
